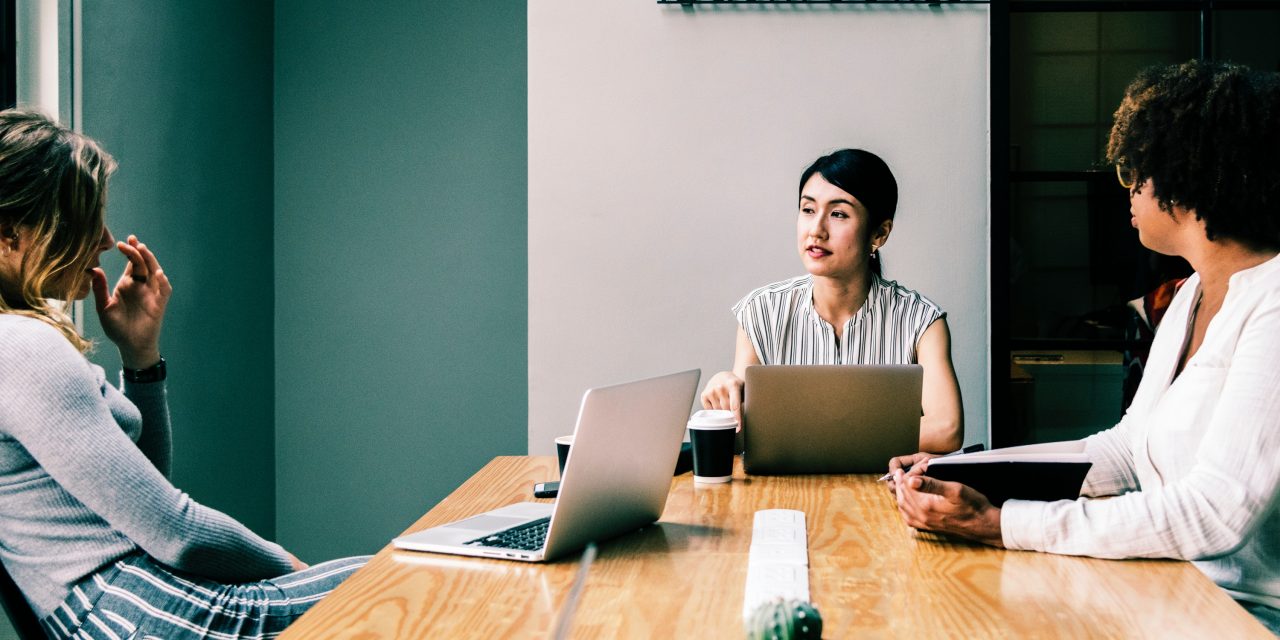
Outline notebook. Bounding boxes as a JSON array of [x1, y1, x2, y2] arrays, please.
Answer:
[[923, 440, 1092, 506], [392, 368, 700, 562], [742, 364, 922, 474]]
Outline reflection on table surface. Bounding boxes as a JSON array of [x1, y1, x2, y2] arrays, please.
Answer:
[[282, 455, 1272, 639]]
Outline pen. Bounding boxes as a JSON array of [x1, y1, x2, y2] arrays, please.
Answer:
[[552, 542, 597, 640], [877, 443, 986, 482]]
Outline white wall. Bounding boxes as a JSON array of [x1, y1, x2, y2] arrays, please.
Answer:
[[529, 2, 989, 453]]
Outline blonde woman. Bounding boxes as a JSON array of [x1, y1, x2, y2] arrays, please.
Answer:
[[0, 110, 367, 639]]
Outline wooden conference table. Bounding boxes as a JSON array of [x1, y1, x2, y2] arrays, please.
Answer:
[[284, 456, 1271, 638]]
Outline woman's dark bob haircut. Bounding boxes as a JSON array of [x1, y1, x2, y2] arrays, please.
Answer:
[[1107, 59, 1280, 251]]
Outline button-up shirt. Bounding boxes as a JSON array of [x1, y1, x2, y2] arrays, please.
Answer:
[[1002, 254, 1280, 608]]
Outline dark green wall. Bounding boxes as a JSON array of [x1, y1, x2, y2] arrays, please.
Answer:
[[273, 1, 528, 560], [69, 0, 527, 564], [81, 1, 277, 537]]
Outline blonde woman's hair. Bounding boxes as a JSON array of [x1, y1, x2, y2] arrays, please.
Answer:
[[0, 110, 116, 352]]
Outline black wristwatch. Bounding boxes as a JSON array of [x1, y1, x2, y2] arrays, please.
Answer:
[[123, 356, 167, 383]]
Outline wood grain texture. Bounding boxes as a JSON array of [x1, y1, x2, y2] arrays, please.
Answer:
[[283, 456, 1272, 639]]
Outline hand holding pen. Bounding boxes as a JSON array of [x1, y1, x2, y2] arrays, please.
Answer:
[[880, 443, 985, 487]]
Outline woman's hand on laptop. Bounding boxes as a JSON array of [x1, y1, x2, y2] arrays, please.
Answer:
[[701, 371, 745, 430]]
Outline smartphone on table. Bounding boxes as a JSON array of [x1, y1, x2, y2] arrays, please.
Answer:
[[533, 481, 559, 499]]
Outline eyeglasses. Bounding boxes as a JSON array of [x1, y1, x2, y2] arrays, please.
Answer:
[[1116, 164, 1137, 191]]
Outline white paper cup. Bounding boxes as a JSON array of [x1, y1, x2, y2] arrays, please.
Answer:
[[555, 435, 574, 476], [687, 409, 737, 483]]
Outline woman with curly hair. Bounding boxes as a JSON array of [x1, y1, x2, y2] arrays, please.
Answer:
[[0, 110, 368, 639], [889, 60, 1280, 633]]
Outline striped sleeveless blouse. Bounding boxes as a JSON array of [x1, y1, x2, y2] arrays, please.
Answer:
[[732, 274, 944, 365]]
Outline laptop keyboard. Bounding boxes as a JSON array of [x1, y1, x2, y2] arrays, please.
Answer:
[[464, 517, 551, 551]]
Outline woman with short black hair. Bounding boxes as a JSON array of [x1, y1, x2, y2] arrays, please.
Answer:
[[701, 148, 964, 454]]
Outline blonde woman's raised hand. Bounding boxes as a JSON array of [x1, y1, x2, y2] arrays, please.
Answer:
[[91, 235, 172, 369]]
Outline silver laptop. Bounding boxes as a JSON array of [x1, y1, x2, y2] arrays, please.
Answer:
[[742, 365, 922, 474], [393, 368, 700, 562]]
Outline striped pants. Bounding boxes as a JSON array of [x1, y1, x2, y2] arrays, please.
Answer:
[[40, 553, 370, 639]]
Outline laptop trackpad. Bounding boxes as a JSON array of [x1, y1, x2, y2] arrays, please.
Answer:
[[442, 514, 530, 531]]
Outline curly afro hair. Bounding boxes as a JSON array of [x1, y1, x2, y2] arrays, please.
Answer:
[[1107, 59, 1280, 251]]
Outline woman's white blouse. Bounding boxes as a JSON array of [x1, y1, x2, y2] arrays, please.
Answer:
[[1002, 253, 1280, 608], [733, 274, 943, 365]]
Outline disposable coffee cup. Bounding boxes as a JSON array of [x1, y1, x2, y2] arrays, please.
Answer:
[[555, 435, 574, 477], [687, 409, 737, 483]]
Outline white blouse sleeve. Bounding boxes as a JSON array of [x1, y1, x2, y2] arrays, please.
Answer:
[[1077, 413, 1142, 498], [1001, 297, 1280, 560]]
